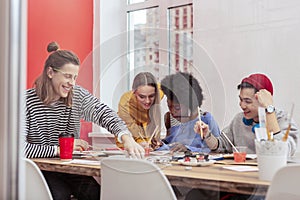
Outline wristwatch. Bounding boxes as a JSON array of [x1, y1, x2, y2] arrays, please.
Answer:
[[265, 105, 275, 114]]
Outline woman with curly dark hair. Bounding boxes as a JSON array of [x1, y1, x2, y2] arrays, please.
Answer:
[[157, 72, 221, 153]]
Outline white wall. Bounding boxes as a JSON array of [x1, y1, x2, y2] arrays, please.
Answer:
[[98, 0, 128, 109], [96, 0, 300, 130], [194, 0, 300, 128]]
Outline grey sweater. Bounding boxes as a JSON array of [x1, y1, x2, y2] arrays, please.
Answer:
[[205, 109, 298, 156]]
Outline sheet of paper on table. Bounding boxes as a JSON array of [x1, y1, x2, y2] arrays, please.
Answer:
[[223, 166, 258, 172], [70, 159, 101, 165]]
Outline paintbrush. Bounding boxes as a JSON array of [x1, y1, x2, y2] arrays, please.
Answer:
[[221, 131, 239, 153], [282, 103, 295, 142], [137, 131, 148, 143], [148, 126, 159, 144], [197, 106, 204, 139]]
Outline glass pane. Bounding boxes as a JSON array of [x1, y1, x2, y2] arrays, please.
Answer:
[[169, 4, 193, 72], [128, 0, 148, 5], [128, 7, 159, 79]]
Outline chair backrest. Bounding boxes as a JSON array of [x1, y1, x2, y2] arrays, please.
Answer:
[[100, 157, 177, 200], [24, 158, 53, 200], [266, 164, 300, 200]]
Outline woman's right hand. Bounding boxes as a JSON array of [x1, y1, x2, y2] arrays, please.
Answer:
[[169, 142, 187, 153], [122, 134, 145, 159], [74, 139, 89, 151]]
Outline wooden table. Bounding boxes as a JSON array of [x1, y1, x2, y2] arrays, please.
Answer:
[[32, 157, 270, 196]]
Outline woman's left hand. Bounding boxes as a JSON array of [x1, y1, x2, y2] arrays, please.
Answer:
[[169, 142, 187, 153], [121, 134, 145, 159], [150, 138, 163, 150]]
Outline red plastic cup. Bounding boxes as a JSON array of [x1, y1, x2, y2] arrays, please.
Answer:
[[59, 133, 74, 161]]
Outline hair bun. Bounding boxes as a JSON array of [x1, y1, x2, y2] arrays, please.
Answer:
[[47, 41, 60, 53]]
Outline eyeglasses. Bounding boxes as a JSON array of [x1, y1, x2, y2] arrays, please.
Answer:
[[52, 68, 78, 81]]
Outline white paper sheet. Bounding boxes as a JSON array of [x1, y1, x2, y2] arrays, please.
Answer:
[[223, 166, 258, 172]]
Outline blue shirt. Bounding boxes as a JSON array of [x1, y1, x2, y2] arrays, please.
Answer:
[[157, 112, 220, 153]]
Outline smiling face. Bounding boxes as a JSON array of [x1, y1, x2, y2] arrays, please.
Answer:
[[239, 88, 260, 121], [48, 63, 79, 100], [134, 85, 156, 110]]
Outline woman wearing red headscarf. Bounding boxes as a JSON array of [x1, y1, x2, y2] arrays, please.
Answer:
[[194, 73, 299, 157]]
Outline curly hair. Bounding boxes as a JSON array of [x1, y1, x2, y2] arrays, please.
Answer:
[[161, 72, 203, 112]]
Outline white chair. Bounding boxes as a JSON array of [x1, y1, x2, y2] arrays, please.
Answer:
[[24, 158, 53, 200], [100, 157, 177, 200], [265, 164, 300, 200]]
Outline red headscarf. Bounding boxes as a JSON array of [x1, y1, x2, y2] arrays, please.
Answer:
[[241, 73, 273, 95]]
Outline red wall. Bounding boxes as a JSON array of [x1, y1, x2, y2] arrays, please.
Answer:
[[27, 0, 94, 142]]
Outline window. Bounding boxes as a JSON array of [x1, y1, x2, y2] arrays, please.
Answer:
[[169, 4, 193, 73], [126, 0, 193, 82], [128, 7, 160, 80]]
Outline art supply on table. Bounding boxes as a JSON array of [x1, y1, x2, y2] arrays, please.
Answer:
[[233, 146, 247, 162], [221, 131, 239, 153], [266, 126, 271, 141], [148, 126, 159, 144], [137, 131, 148, 144], [258, 107, 266, 128], [282, 103, 294, 142], [197, 106, 203, 139], [255, 140, 288, 181], [258, 106, 273, 141], [254, 127, 268, 141]]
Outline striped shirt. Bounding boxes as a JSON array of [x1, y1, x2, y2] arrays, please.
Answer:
[[24, 85, 129, 158]]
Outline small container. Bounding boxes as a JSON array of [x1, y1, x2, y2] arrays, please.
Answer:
[[59, 133, 74, 161], [255, 140, 288, 181], [144, 146, 150, 156], [233, 146, 247, 162]]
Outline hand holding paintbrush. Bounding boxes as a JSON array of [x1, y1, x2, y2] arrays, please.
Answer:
[[138, 127, 161, 151], [197, 106, 204, 139], [148, 126, 160, 144], [194, 107, 211, 139]]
